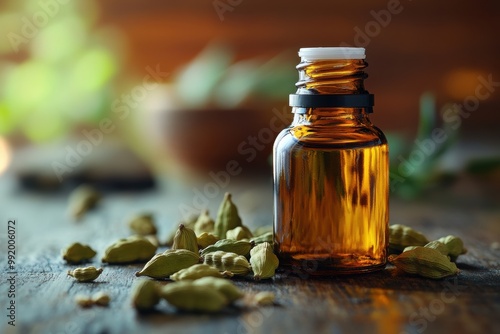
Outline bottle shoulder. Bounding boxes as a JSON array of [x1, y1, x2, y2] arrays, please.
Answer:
[[274, 124, 387, 150]]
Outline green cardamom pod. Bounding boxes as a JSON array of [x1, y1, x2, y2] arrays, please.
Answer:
[[62, 242, 96, 264], [75, 295, 94, 308], [389, 224, 429, 253], [172, 224, 199, 253], [135, 249, 201, 279], [92, 291, 111, 306], [101, 235, 157, 264], [67, 266, 103, 282], [197, 232, 220, 249], [68, 185, 101, 220], [226, 226, 253, 241], [214, 193, 242, 238], [132, 279, 161, 312], [203, 251, 251, 276], [404, 240, 449, 256], [170, 264, 231, 281], [165, 215, 198, 246], [388, 247, 459, 279], [128, 213, 157, 236], [437, 235, 467, 261], [192, 277, 244, 302], [200, 239, 253, 257], [250, 231, 273, 245], [249, 242, 279, 280], [253, 291, 275, 306], [161, 281, 229, 312], [194, 210, 215, 236]]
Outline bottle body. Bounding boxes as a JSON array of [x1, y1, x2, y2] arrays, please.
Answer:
[[273, 48, 388, 275]]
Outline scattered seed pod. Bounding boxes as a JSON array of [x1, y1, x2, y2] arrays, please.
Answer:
[[214, 193, 242, 239], [388, 247, 459, 279], [128, 213, 157, 236], [192, 277, 244, 302], [169, 264, 232, 281], [132, 279, 161, 312], [194, 210, 215, 236], [389, 224, 429, 253], [200, 239, 253, 257], [197, 232, 220, 249], [62, 242, 96, 264], [250, 232, 273, 245], [249, 242, 279, 280], [68, 185, 101, 220], [253, 291, 275, 306], [437, 235, 467, 261], [161, 281, 229, 312], [172, 224, 199, 253], [136, 249, 201, 279], [92, 292, 111, 306], [102, 236, 157, 264], [226, 226, 253, 241], [203, 251, 251, 276], [67, 266, 103, 282]]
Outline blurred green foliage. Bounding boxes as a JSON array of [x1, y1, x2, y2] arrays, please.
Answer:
[[0, 0, 123, 142]]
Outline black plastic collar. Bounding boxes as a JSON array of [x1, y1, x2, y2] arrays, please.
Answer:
[[289, 94, 374, 110]]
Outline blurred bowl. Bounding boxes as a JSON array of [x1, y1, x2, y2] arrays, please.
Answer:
[[163, 107, 279, 173]]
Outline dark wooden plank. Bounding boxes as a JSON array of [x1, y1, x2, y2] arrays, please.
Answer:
[[1, 175, 499, 334]]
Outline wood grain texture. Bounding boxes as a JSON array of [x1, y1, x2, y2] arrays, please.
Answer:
[[0, 176, 499, 334]]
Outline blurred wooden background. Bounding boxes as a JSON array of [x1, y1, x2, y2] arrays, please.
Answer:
[[99, 0, 500, 137]]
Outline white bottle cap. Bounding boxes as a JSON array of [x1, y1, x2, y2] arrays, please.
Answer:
[[298, 47, 366, 61]]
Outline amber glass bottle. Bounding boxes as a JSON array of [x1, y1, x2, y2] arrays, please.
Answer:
[[273, 47, 388, 275]]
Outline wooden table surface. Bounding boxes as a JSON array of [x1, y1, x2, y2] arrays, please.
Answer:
[[0, 173, 499, 334]]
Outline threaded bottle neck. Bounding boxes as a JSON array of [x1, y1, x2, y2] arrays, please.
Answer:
[[295, 59, 368, 95]]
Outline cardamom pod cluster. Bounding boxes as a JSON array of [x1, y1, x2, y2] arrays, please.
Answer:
[[132, 279, 161, 312], [135, 249, 201, 279], [250, 231, 273, 245], [214, 193, 242, 238], [201, 239, 253, 257], [389, 224, 429, 253], [170, 264, 231, 281], [102, 235, 157, 264], [249, 242, 279, 280], [67, 266, 103, 282], [172, 224, 199, 253], [388, 247, 459, 279], [437, 235, 467, 261], [197, 232, 220, 249], [62, 242, 96, 264], [203, 251, 251, 276], [226, 226, 253, 241], [161, 282, 229, 312], [128, 213, 157, 236], [68, 185, 101, 220], [194, 210, 215, 236]]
